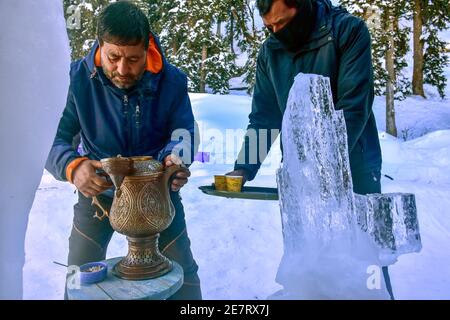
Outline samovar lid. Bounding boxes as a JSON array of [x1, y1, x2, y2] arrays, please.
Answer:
[[129, 156, 164, 174]]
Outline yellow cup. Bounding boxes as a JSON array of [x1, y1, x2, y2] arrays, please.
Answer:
[[226, 176, 243, 193], [214, 175, 228, 191]]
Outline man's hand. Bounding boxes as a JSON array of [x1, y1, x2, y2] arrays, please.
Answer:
[[225, 169, 249, 186], [163, 154, 191, 192], [72, 160, 113, 198]]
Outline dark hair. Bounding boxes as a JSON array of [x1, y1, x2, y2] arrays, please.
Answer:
[[256, 0, 301, 16], [97, 1, 150, 49]]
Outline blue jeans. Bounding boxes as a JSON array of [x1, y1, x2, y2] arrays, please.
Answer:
[[352, 169, 395, 300], [66, 191, 202, 300]]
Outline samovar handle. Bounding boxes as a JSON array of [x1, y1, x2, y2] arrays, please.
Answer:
[[163, 164, 190, 190]]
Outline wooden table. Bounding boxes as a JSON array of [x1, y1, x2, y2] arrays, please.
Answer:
[[67, 257, 183, 300]]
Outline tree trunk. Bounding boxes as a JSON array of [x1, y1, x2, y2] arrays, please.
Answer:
[[172, 41, 178, 55], [229, 12, 235, 55], [385, 18, 398, 137], [412, 0, 425, 97], [216, 20, 222, 37], [199, 44, 208, 93]]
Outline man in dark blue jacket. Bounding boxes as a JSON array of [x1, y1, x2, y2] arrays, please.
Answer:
[[227, 0, 393, 299], [46, 2, 201, 299]]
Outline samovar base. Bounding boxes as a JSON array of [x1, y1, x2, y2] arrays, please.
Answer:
[[112, 234, 173, 280]]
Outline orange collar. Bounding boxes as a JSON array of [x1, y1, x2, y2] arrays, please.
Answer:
[[94, 35, 163, 74]]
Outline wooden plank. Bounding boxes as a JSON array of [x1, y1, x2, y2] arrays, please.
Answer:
[[67, 274, 112, 300], [68, 257, 183, 300], [98, 258, 183, 300]]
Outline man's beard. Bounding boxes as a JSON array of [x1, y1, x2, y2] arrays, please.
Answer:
[[102, 65, 145, 90]]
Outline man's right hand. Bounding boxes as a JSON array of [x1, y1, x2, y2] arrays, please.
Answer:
[[72, 160, 113, 198], [225, 169, 250, 186]]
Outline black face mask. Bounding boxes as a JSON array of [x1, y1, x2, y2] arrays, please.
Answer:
[[270, 0, 316, 52]]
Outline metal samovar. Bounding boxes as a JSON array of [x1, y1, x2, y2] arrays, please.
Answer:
[[100, 156, 188, 280]]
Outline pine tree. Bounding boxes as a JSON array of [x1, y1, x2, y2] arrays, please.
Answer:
[[229, 0, 268, 93], [422, 0, 450, 98], [344, 0, 449, 101], [342, 0, 411, 137], [63, 0, 113, 61], [412, 0, 450, 98], [149, 0, 237, 94]]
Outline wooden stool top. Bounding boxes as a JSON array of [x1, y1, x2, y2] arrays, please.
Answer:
[[67, 257, 183, 300]]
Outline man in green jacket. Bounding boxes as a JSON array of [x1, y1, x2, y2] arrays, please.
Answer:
[[227, 0, 393, 299]]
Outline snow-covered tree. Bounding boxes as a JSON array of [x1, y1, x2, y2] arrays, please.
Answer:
[[345, 0, 449, 100], [230, 0, 268, 93], [63, 0, 110, 60], [412, 0, 450, 98], [149, 0, 237, 94], [153, 0, 268, 94], [420, 0, 450, 98], [342, 0, 411, 137]]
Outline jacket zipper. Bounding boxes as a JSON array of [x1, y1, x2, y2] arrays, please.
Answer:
[[135, 104, 141, 147], [123, 94, 132, 155], [123, 95, 129, 120], [135, 104, 141, 128]]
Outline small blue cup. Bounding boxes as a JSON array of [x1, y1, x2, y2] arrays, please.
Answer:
[[79, 262, 108, 285]]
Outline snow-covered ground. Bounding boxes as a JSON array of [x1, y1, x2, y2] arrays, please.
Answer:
[[24, 83, 450, 299]]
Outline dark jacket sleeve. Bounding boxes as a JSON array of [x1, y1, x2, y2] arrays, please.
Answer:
[[45, 85, 82, 181], [335, 16, 375, 153], [157, 77, 198, 167], [234, 46, 282, 181]]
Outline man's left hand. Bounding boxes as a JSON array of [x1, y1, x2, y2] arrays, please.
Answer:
[[163, 154, 191, 192]]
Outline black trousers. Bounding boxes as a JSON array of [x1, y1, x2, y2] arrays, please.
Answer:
[[67, 191, 202, 300], [352, 169, 395, 300]]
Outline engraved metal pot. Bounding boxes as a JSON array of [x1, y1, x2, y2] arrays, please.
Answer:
[[100, 155, 188, 280]]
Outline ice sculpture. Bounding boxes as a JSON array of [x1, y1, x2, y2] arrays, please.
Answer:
[[275, 73, 421, 299], [355, 193, 421, 264]]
